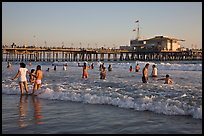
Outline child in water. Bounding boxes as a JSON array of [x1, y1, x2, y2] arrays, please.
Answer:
[[158, 74, 173, 84], [29, 69, 35, 83]]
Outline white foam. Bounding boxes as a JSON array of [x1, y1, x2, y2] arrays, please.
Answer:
[[2, 61, 202, 120], [17, 87, 200, 119]]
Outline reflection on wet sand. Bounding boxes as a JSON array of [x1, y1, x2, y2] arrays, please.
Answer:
[[18, 95, 28, 128], [32, 95, 44, 125], [18, 95, 44, 128]]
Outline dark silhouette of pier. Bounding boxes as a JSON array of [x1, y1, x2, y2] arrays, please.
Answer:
[[2, 46, 202, 62]]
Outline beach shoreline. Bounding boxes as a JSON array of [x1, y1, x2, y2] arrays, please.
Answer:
[[2, 94, 202, 134]]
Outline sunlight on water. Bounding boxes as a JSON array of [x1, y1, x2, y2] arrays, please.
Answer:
[[2, 61, 202, 119]]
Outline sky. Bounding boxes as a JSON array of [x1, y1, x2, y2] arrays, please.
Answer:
[[2, 2, 202, 49]]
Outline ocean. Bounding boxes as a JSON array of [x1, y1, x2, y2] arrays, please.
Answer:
[[2, 60, 202, 134]]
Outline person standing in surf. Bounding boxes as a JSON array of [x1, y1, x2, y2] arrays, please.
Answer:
[[108, 64, 112, 71], [63, 63, 67, 71], [78, 62, 90, 78], [12, 62, 31, 95], [7, 61, 12, 68], [54, 65, 57, 71], [100, 66, 106, 79], [129, 65, 133, 72], [142, 63, 150, 83], [32, 65, 43, 94], [151, 64, 158, 77], [135, 63, 140, 72]]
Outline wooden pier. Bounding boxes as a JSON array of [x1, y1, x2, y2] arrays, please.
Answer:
[[2, 47, 202, 62]]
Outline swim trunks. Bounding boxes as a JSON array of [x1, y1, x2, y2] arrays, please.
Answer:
[[142, 76, 147, 83], [152, 75, 158, 77], [83, 73, 88, 78]]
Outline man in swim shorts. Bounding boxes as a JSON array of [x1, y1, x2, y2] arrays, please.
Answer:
[[142, 63, 150, 83]]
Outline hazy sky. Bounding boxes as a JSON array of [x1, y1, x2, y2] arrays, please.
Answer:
[[2, 2, 202, 49]]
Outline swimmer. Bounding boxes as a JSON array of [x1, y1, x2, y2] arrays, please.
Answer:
[[46, 68, 50, 72], [32, 65, 43, 94], [63, 64, 67, 70], [142, 63, 150, 83], [158, 74, 173, 84], [129, 66, 133, 72], [151, 64, 158, 77], [108, 64, 112, 71], [54, 65, 57, 71], [78, 62, 90, 78], [7, 61, 11, 68], [135, 63, 140, 72], [100, 66, 106, 79], [91, 63, 94, 69]]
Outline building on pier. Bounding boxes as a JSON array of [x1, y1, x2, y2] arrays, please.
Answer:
[[122, 35, 185, 52]]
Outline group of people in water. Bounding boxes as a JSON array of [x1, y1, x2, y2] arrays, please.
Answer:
[[141, 63, 173, 84], [8, 61, 173, 95], [128, 63, 172, 84], [11, 62, 43, 95], [76, 62, 173, 84], [77, 62, 113, 80]]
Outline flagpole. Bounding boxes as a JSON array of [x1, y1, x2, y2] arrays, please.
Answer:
[[135, 20, 139, 40], [137, 22, 139, 40]]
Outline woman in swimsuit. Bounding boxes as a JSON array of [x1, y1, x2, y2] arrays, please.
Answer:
[[78, 62, 90, 78], [32, 65, 43, 94]]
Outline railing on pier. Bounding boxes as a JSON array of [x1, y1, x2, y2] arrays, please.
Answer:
[[2, 47, 202, 62]]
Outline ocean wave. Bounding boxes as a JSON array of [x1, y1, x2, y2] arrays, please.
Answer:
[[2, 83, 202, 120], [2, 61, 202, 120]]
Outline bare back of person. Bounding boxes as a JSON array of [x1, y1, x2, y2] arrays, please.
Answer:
[[32, 65, 43, 94], [82, 66, 89, 78], [35, 70, 43, 90]]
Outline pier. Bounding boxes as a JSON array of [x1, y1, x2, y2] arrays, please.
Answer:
[[2, 46, 202, 62]]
